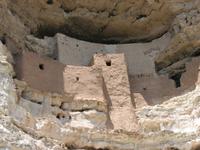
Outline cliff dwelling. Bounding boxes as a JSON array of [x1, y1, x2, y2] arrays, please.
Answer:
[[14, 33, 200, 109], [1, 0, 200, 150], [10, 30, 200, 135], [7, 24, 200, 150], [12, 30, 200, 142]]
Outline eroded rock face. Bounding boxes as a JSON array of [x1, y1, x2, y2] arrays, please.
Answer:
[[155, 2, 200, 74], [155, 22, 200, 73], [0, 0, 197, 45]]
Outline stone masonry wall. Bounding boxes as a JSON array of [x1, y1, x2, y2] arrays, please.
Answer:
[[14, 52, 65, 93], [93, 53, 139, 132]]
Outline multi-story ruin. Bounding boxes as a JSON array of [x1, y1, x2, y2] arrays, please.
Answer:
[[12, 33, 200, 134], [1, 0, 200, 149]]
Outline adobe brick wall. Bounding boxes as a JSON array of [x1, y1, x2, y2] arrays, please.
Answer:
[[93, 53, 139, 132], [14, 52, 65, 93]]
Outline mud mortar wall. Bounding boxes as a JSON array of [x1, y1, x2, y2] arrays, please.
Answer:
[[14, 52, 65, 93]]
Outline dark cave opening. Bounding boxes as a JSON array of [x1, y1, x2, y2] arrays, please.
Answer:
[[0, 34, 6, 45], [191, 48, 200, 57], [136, 14, 147, 20], [170, 73, 182, 88], [39, 64, 44, 70], [32, 23, 168, 44], [33, 24, 121, 44], [105, 59, 112, 66], [46, 0, 53, 5]]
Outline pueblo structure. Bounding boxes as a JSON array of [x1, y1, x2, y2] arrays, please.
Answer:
[[15, 33, 200, 108], [1, 0, 200, 149], [13, 33, 200, 135]]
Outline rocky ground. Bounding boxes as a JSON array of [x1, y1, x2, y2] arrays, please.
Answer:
[[0, 0, 200, 150]]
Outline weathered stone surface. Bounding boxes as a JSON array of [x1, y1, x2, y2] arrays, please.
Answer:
[[68, 110, 107, 129], [156, 22, 200, 72], [136, 86, 200, 134], [0, 0, 197, 50], [4, 0, 173, 43], [0, 43, 16, 115], [0, 0, 28, 52], [21, 87, 64, 107], [155, 3, 200, 74]]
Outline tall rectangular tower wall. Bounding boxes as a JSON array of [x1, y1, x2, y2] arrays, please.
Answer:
[[93, 53, 138, 132]]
